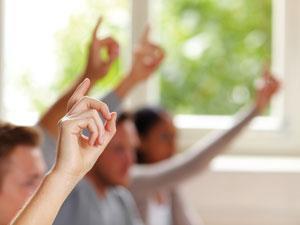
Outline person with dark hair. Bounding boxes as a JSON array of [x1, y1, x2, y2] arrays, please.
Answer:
[[133, 107, 171, 164], [127, 70, 280, 225], [0, 123, 45, 225]]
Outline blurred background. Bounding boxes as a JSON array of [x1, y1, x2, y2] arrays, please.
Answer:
[[1, 0, 300, 224]]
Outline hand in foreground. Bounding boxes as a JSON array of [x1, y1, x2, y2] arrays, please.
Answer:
[[54, 78, 117, 181]]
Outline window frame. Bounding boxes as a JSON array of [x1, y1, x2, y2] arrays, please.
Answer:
[[127, 0, 300, 155], [0, 0, 299, 155]]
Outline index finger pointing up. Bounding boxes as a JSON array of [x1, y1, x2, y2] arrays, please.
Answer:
[[140, 24, 151, 44], [67, 78, 91, 112], [92, 17, 103, 41]]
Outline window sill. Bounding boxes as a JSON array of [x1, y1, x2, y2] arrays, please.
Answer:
[[210, 156, 300, 173], [174, 114, 282, 131]]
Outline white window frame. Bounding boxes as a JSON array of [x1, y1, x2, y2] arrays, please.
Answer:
[[127, 0, 300, 155]]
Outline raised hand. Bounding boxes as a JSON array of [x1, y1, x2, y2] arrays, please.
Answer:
[[256, 68, 280, 112], [129, 25, 165, 83], [84, 17, 120, 82], [54, 78, 117, 181]]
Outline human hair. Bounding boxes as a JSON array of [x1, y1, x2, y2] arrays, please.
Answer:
[[0, 122, 41, 186], [133, 107, 167, 138], [116, 111, 133, 126], [133, 107, 169, 164]]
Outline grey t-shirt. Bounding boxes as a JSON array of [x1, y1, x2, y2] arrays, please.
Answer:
[[54, 180, 143, 225], [40, 91, 143, 225]]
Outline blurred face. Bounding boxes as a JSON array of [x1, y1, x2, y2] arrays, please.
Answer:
[[0, 146, 45, 225], [140, 114, 177, 163], [91, 120, 139, 187]]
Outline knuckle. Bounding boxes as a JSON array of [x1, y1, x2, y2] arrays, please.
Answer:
[[82, 96, 90, 103], [91, 109, 99, 117], [88, 118, 94, 124], [59, 117, 72, 129], [99, 100, 107, 107]]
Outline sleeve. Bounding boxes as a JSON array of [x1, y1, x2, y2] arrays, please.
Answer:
[[100, 90, 123, 114], [129, 105, 259, 195]]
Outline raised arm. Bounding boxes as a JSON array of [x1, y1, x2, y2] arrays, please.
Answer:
[[38, 17, 119, 139], [130, 70, 280, 193], [10, 79, 117, 225], [113, 25, 164, 99], [39, 25, 163, 139], [39, 24, 164, 170]]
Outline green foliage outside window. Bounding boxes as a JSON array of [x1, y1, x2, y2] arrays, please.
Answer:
[[156, 0, 272, 115], [29, 0, 270, 116], [55, 0, 129, 97]]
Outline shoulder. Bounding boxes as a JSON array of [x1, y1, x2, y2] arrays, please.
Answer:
[[109, 186, 139, 209], [110, 186, 133, 200]]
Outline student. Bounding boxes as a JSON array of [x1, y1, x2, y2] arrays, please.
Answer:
[[0, 124, 45, 225], [10, 78, 117, 225], [131, 71, 279, 225]]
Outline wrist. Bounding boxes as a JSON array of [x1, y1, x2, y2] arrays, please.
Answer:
[[81, 72, 97, 84], [253, 102, 263, 115], [49, 167, 81, 187], [82, 67, 104, 84], [127, 69, 141, 85]]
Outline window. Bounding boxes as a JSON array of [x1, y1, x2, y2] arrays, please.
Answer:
[[1, 0, 300, 155], [153, 0, 272, 115], [2, 0, 129, 125], [133, 0, 300, 155]]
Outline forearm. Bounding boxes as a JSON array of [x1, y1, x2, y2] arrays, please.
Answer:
[[131, 104, 259, 192], [114, 71, 140, 100], [11, 171, 78, 225], [38, 74, 97, 139]]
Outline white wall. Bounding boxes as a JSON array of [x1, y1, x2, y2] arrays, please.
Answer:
[[180, 167, 300, 225]]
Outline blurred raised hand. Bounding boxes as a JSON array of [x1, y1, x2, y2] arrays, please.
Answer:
[[84, 17, 120, 82], [39, 17, 119, 139], [129, 25, 165, 83], [255, 68, 280, 112], [113, 25, 165, 98]]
